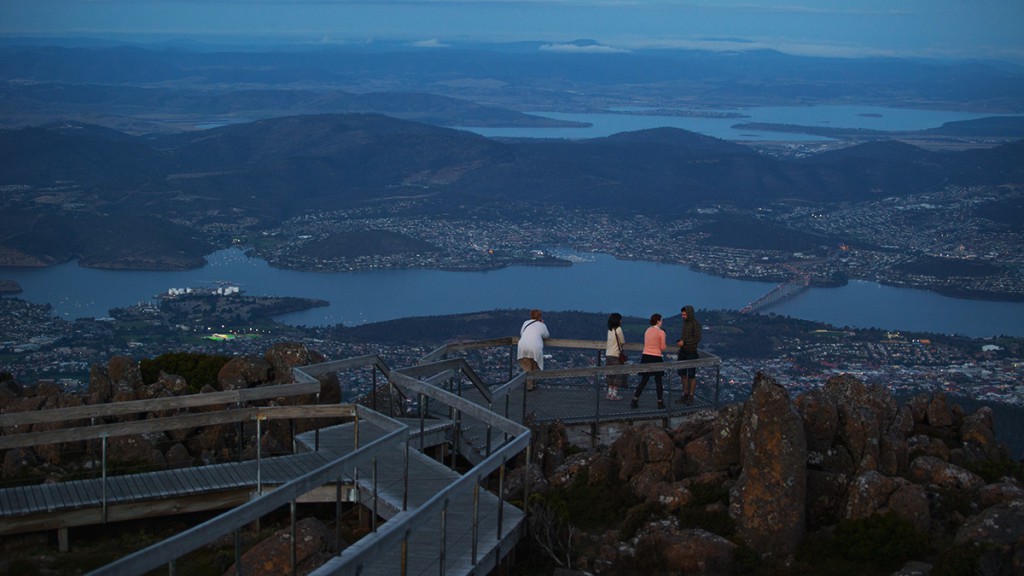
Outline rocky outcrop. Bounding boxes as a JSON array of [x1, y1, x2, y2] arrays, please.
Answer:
[[728, 373, 806, 561], [223, 517, 339, 576], [2, 348, 1021, 575], [0, 342, 333, 483], [531, 374, 1022, 574]]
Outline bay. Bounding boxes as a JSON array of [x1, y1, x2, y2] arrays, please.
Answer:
[[2, 248, 1022, 339], [460, 105, 1007, 141]]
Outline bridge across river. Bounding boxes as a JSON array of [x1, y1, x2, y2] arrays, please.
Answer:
[[740, 274, 810, 314]]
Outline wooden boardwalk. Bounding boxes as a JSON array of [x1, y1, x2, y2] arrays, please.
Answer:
[[0, 452, 330, 535], [0, 342, 720, 575], [297, 420, 524, 576]]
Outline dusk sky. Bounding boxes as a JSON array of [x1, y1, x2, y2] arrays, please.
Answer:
[[2, 0, 1022, 62]]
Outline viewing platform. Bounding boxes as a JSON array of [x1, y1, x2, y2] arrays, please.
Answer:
[[0, 336, 721, 575]]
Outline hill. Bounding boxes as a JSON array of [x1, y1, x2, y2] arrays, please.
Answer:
[[1, 114, 1023, 268]]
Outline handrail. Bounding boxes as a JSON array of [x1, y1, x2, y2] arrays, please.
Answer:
[[295, 355, 390, 380], [0, 380, 321, 428], [313, 432, 530, 576], [54, 336, 719, 575], [396, 358, 494, 405], [0, 404, 355, 450], [88, 405, 409, 576], [85, 351, 531, 576]]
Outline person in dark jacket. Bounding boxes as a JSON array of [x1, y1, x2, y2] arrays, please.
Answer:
[[675, 305, 702, 404]]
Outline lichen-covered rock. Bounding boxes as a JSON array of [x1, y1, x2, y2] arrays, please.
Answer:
[[223, 517, 337, 576], [954, 499, 1024, 554], [845, 471, 930, 535], [633, 520, 737, 575], [907, 433, 950, 462], [217, 355, 272, 391], [978, 482, 1024, 509], [729, 373, 806, 561], [264, 342, 325, 384], [107, 355, 143, 394], [907, 455, 986, 494], [681, 433, 715, 478], [87, 363, 113, 403], [612, 425, 676, 482], [926, 393, 954, 428], [711, 402, 743, 473], [796, 387, 838, 454]]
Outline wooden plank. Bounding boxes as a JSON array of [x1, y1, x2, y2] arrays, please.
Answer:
[[0, 382, 323, 427], [179, 467, 203, 496], [53, 480, 76, 510], [71, 477, 99, 509], [162, 468, 188, 497], [35, 482, 57, 512], [0, 490, 252, 536]]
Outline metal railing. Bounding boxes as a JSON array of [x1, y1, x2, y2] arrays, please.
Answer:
[[13, 336, 719, 575], [88, 405, 409, 576], [85, 353, 531, 576]]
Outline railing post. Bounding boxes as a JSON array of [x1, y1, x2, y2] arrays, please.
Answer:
[[255, 413, 263, 496], [101, 433, 108, 523], [234, 528, 243, 576], [335, 481, 343, 555], [485, 404, 493, 459], [371, 455, 379, 533], [401, 527, 411, 576], [371, 365, 379, 412], [419, 392, 426, 453], [497, 456, 506, 539], [714, 363, 722, 408], [451, 406, 461, 471], [508, 343, 515, 381], [403, 436, 410, 512], [290, 500, 297, 575], [471, 477, 480, 566], [439, 497, 449, 576]]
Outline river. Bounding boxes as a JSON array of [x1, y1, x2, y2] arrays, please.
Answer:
[[1, 248, 1022, 339], [460, 105, 1011, 141]]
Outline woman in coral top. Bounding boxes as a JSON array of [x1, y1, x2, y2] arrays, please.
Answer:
[[631, 313, 666, 409]]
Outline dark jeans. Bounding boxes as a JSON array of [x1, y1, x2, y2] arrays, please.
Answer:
[[677, 348, 698, 378], [636, 354, 664, 400]]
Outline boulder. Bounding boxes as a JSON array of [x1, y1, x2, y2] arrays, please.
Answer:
[[107, 355, 143, 394], [907, 434, 950, 462], [157, 371, 190, 395], [906, 456, 986, 494], [796, 387, 838, 454], [806, 470, 847, 530], [223, 517, 337, 576], [710, 403, 743, 473], [978, 482, 1024, 509], [612, 425, 676, 481], [88, 363, 113, 403], [728, 373, 806, 561], [264, 342, 324, 384], [954, 499, 1024, 546], [959, 407, 1000, 462], [218, 355, 272, 391], [844, 471, 930, 535], [633, 520, 737, 575], [925, 393, 954, 428]]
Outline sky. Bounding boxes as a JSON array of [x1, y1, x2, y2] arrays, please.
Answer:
[[1, 0, 1023, 63]]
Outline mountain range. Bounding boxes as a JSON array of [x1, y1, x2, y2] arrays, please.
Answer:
[[1, 113, 1023, 268]]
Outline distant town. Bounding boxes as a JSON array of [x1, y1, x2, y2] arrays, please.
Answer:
[[240, 183, 1023, 303], [2, 290, 1021, 415]]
